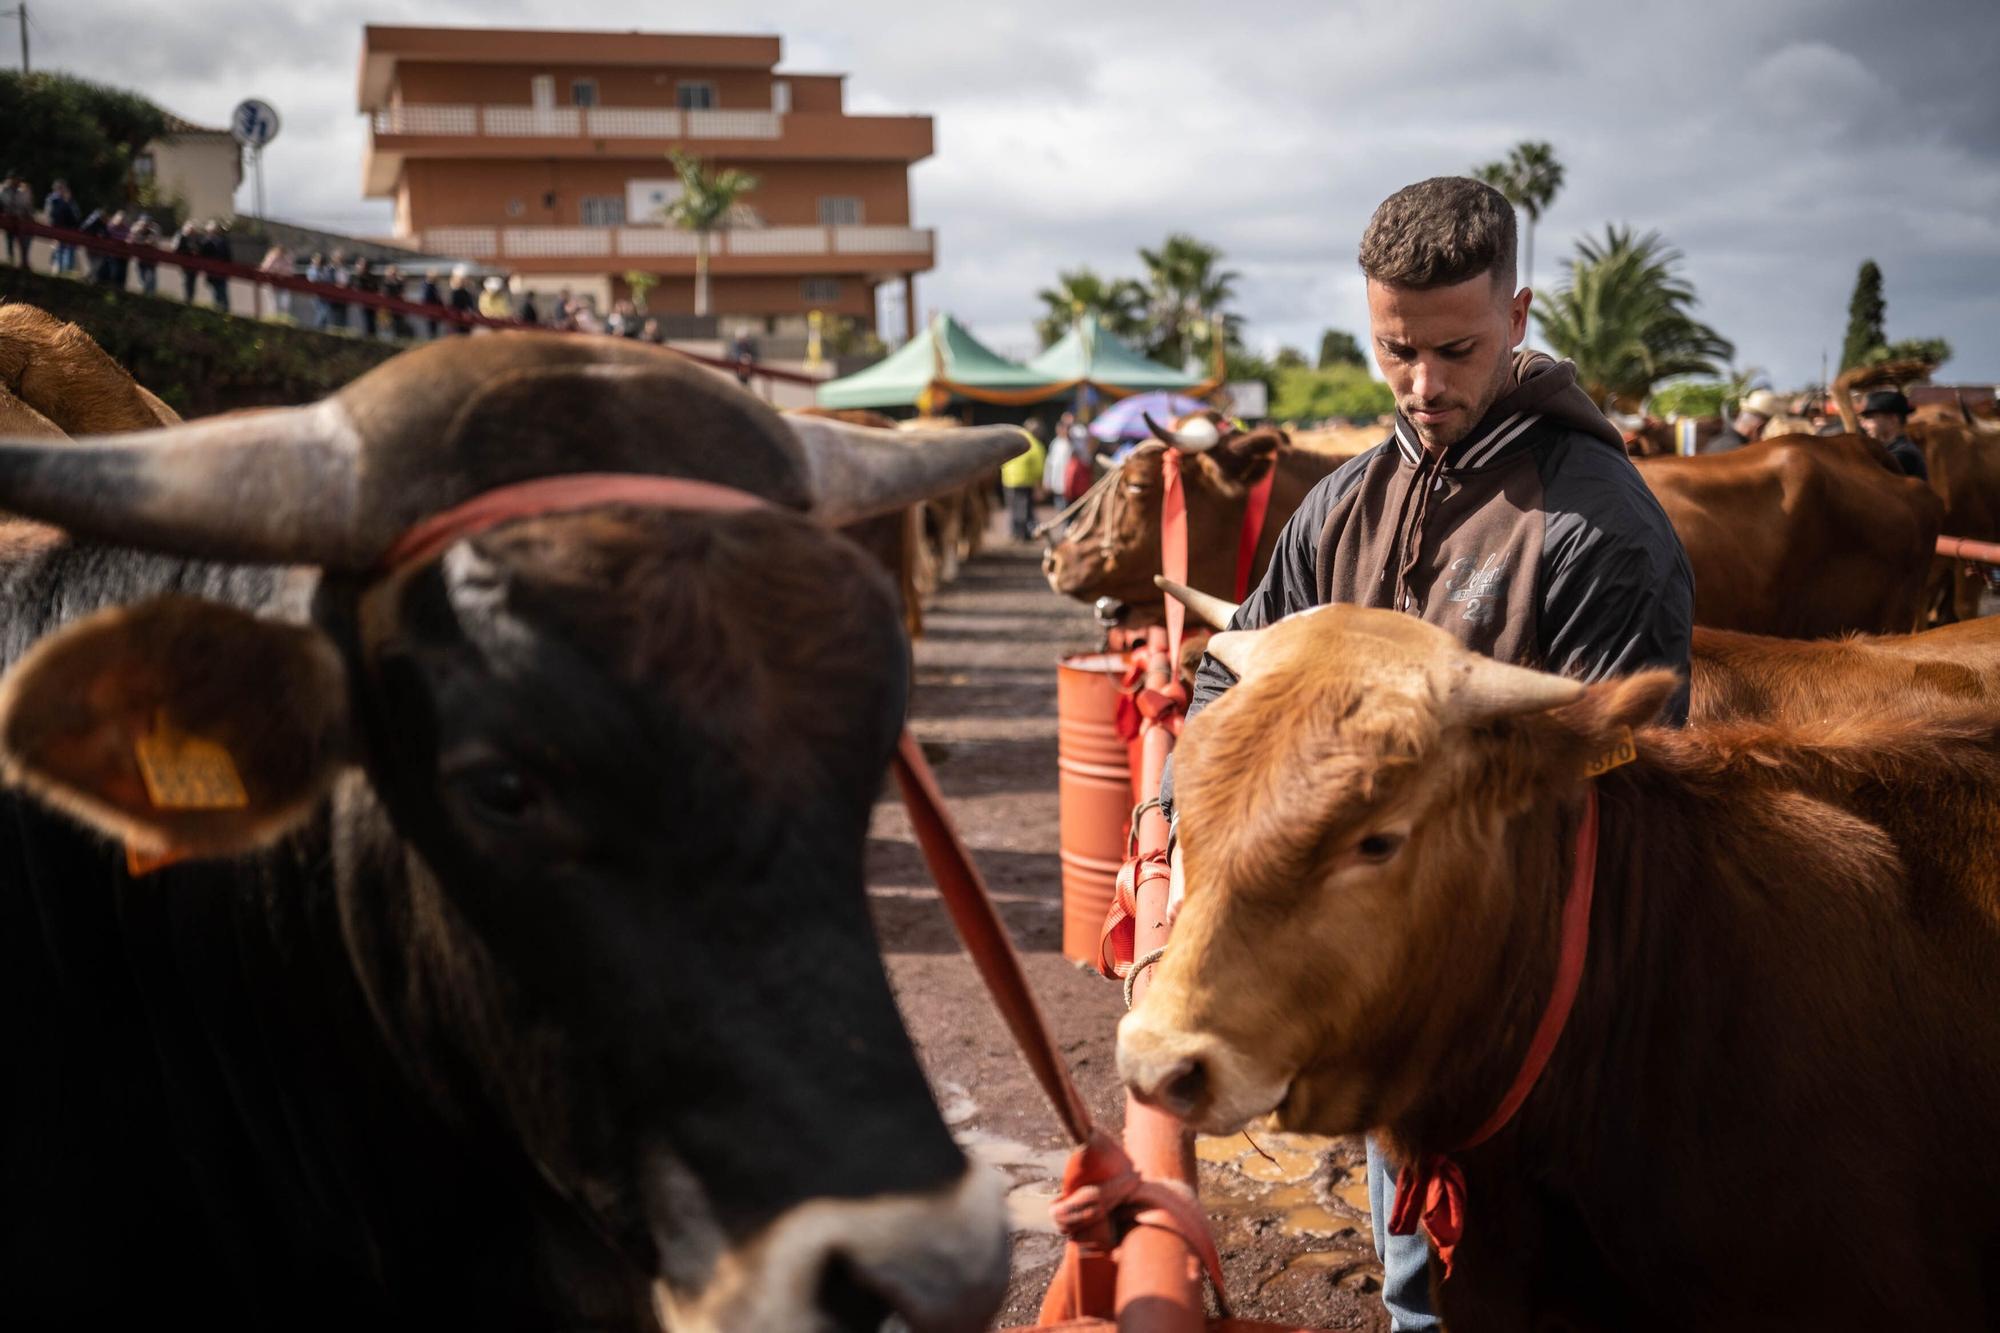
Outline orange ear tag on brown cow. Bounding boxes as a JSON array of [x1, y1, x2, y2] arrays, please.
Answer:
[[132, 711, 249, 812], [123, 712, 249, 877], [1582, 727, 1637, 779]]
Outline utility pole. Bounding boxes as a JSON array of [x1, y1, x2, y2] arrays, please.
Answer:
[[2, 5, 26, 75]]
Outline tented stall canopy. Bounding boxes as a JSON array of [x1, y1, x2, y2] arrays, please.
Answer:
[[816, 314, 1060, 411]]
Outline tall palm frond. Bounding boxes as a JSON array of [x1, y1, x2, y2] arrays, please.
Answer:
[[1533, 225, 1734, 410]]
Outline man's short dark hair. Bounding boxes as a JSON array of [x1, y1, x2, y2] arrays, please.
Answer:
[[1359, 176, 1518, 291]]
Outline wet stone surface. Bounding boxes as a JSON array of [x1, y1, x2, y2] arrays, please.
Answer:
[[869, 528, 1388, 1331]]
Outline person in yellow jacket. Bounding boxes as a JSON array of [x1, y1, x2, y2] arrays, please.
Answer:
[[1000, 421, 1047, 541]]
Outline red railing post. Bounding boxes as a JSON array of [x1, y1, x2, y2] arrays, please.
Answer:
[[1113, 623, 1206, 1332]]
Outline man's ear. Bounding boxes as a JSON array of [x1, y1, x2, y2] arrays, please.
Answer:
[[0, 595, 352, 859]]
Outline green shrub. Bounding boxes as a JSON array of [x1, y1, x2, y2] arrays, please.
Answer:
[[1272, 363, 1394, 422]]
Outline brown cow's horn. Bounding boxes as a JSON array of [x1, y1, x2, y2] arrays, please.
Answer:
[[786, 416, 1028, 527], [0, 399, 365, 567], [1144, 413, 1221, 453], [1443, 655, 1586, 724], [1154, 576, 1240, 629]]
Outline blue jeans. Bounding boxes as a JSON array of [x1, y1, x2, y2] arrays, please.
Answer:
[[1367, 1135, 1440, 1331], [52, 242, 75, 274]]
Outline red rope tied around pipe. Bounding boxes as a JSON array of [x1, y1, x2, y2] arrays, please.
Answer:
[[893, 736, 1230, 1323]]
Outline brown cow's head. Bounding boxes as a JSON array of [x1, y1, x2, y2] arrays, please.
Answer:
[[1041, 422, 1289, 616], [1118, 606, 1674, 1138], [0, 332, 1019, 1332]]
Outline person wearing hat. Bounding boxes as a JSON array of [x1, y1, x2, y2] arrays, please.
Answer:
[[1857, 390, 1928, 480], [1701, 388, 1786, 454]]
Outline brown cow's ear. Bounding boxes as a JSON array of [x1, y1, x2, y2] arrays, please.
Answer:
[[1544, 670, 1680, 776], [1204, 627, 1270, 680], [0, 596, 351, 863]]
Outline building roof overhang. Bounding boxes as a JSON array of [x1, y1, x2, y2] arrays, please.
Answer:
[[359, 25, 785, 109]]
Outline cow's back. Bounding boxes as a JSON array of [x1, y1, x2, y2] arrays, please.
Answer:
[[1638, 435, 1941, 637]]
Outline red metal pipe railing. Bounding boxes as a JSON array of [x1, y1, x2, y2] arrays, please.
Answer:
[[0, 214, 823, 387], [1114, 624, 1206, 1332], [1938, 535, 2000, 566]]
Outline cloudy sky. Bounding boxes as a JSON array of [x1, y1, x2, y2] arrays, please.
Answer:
[[42, 0, 2000, 385]]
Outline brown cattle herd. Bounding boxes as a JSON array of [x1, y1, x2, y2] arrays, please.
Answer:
[[9, 300, 2000, 1327]]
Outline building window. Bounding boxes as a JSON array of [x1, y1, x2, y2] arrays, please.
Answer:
[[571, 78, 598, 107], [531, 74, 555, 109], [817, 196, 863, 227], [802, 277, 842, 304], [772, 79, 791, 114], [627, 179, 684, 223], [676, 81, 717, 110], [580, 195, 627, 227], [131, 152, 155, 181]]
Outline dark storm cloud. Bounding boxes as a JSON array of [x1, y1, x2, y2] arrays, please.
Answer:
[[46, 0, 2000, 383]]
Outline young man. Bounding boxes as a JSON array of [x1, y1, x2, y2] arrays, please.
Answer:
[[1856, 389, 1929, 480], [1161, 176, 1693, 1329]]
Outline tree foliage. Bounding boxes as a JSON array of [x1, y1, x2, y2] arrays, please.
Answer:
[[1272, 363, 1394, 422], [1473, 141, 1564, 286], [1140, 233, 1240, 369], [1273, 345, 1309, 370], [1033, 267, 1146, 348], [1866, 336, 1952, 371], [1316, 328, 1365, 368], [1532, 225, 1734, 409], [1646, 379, 1732, 419], [1839, 260, 1886, 371], [0, 71, 168, 214], [662, 150, 759, 317]]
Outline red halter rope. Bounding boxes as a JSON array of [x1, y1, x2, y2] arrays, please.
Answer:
[[380, 472, 1232, 1317], [1388, 786, 1602, 1280]]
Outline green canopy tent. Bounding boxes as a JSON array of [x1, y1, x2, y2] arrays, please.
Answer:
[[816, 313, 1060, 411], [1025, 314, 1213, 397]]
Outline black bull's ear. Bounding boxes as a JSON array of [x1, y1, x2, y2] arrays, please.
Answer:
[[0, 596, 351, 861]]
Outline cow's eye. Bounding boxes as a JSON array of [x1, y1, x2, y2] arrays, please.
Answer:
[[1355, 832, 1404, 863], [451, 759, 542, 824]]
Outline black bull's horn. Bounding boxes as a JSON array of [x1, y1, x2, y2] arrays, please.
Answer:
[[0, 334, 1026, 569]]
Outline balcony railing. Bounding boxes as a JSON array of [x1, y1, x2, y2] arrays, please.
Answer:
[[419, 224, 933, 263], [374, 104, 782, 140]]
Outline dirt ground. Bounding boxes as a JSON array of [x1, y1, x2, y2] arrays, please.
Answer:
[[868, 524, 1390, 1331]]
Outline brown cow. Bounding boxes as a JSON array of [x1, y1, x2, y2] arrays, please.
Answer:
[[1119, 603, 2000, 1328], [1634, 433, 1942, 636], [1162, 579, 2000, 728], [1041, 426, 1347, 624], [1692, 618, 2000, 722], [1915, 416, 2000, 623]]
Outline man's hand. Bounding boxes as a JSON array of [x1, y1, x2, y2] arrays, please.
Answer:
[[1165, 843, 1186, 926]]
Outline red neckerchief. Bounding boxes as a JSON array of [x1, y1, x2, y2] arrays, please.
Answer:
[[1388, 786, 1602, 1280]]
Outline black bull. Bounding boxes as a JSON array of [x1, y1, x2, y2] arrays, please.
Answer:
[[0, 333, 1022, 1329]]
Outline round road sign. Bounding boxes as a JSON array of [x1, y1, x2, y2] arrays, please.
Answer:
[[230, 99, 281, 149]]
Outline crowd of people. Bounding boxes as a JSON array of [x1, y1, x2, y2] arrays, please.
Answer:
[[1000, 412, 1105, 541], [1706, 385, 1928, 478], [0, 170, 732, 351]]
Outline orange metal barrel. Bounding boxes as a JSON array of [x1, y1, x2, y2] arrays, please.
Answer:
[[1057, 651, 1135, 964]]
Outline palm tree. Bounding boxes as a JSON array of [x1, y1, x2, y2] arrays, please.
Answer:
[[1533, 225, 1735, 410], [1034, 267, 1147, 348], [1474, 141, 1565, 290], [660, 150, 759, 317], [1139, 233, 1240, 369]]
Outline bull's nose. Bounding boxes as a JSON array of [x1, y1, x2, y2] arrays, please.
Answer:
[[1118, 1016, 1219, 1121]]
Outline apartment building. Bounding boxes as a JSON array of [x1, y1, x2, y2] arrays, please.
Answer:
[[358, 25, 935, 338]]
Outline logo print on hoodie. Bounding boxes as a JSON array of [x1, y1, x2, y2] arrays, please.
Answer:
[[1445, 552, 1508, 626]]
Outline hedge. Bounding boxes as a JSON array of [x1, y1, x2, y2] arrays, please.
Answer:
[[0, 265, 398, 417]]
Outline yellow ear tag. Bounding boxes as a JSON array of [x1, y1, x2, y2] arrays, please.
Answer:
[[1582, 726, 1637, 778], [132, 712, 249, 811]]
